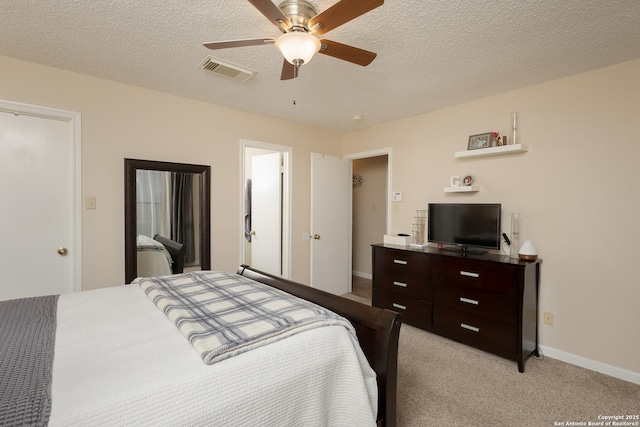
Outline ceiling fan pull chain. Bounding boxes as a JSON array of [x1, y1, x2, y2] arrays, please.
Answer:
[[295, 66, 300, 120]]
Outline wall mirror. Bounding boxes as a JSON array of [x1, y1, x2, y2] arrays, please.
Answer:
[[125, 159, 211, 283]]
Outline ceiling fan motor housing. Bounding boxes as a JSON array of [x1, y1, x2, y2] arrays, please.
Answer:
[[278, 0, 317, 31]]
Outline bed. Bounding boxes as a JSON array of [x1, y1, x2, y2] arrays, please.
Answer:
[[0, 265, 401, 427], [136, 234, 185, 277]]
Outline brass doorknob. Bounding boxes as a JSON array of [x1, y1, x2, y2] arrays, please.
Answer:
[[313, 234, 321, 240], [250, 230, 256, 235], [57, 247, 68, 256]]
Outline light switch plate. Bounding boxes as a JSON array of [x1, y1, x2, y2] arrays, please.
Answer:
[[392, 192, 403, 202], [86, 196, 96, 210]]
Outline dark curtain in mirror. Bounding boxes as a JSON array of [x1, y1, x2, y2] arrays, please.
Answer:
[[172, 173, 195, 264], [125, 159, 211, 284]]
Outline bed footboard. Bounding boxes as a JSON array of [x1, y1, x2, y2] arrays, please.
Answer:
[[237, 265, 401, 427]]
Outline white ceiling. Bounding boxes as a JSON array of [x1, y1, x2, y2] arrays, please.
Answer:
[[2, 1, 639, 133]]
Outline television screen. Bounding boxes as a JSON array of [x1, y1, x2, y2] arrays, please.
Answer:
[[428, 203, 501, 251]]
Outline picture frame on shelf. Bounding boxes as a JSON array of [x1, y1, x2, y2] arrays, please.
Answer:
[[468, 132, 493, 150]]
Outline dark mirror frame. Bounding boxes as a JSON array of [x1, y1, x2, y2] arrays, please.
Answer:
[[124, 158, 211, 283]]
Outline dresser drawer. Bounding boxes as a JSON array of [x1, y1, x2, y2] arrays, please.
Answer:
[[434, 306, 516, 358], [433, 257, 517, 294], [373, 246, 430, 276], [433, 282, 516, 324], [373, 288, 432, 329], [373, 268, 431, 300]]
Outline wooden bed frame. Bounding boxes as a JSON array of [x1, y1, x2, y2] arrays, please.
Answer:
[[237, 265, 401, 427]]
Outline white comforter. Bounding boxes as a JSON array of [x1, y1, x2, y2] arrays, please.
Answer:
[[50, 283, 377, 426], [136, 235, 173, 277]]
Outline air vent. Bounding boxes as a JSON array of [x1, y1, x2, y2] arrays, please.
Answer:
[[200, 56, 256, 82]]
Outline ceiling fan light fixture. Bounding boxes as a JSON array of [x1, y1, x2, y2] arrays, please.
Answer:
[[275, 31, 321, 66]]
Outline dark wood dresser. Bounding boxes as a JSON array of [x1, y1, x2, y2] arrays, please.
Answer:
[[372, 243, 540, 372]]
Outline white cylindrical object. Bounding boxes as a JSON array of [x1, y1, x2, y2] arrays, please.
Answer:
[[511, 112, 518, 145], [511, 212, 520, 234], [510, 213, 521, 259]]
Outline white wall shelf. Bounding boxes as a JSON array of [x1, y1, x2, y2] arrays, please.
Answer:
[[444, 186, 479, 193], [455, 143, 529, 159]]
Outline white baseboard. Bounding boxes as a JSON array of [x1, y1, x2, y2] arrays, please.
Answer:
[[352, 270, 372, 280], [539, 345, 640, 385]]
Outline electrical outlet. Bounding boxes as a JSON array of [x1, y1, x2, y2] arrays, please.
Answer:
[[544, 311, 554, 326]]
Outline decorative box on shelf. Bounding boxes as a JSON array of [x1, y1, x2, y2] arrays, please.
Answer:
[[383, 234, 411, 246]]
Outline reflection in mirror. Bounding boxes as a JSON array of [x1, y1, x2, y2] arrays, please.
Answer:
[[125, 159, 210, 283], [136, 170, 200, 276]]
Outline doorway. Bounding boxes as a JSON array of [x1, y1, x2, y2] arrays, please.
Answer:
[[352, 155, 389, 279], [241, 140, 291, 278], [346, 149, 391, 298], [0, 100, 82, 300]]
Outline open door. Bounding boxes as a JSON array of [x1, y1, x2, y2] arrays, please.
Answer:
[[241, 140, 291, 279], [250, 152, 282, 275], [310, 153, 351, 295]]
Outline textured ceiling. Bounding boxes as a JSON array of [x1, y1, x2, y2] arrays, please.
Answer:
[[2, 0, 639, 132]]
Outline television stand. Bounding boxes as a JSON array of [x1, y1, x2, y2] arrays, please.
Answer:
[[372, 244, 540, 372]]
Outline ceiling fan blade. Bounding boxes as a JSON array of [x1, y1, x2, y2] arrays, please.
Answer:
[[203, 38, 275, 50], [280, 60, 297, 80], [308, 0, 383, 35], [248, 0, 291, 32], [318, 39, 377, 66]]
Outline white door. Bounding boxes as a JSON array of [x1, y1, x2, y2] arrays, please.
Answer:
[[251, 152, 282, 275], [310, 153, 351, 295], [0, 102, 80, 301]]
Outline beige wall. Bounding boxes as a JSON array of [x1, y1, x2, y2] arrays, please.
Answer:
[[3, 53, 639, 379], [0, 54, 341, 289], [342, 59, 640, 377]]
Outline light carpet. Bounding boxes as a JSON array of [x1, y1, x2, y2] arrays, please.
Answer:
[[341, 294, 639, 426]]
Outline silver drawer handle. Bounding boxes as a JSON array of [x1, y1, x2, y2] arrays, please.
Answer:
[[392, 303, 407, 311], [461, 323, 480, 333], [393, 281, 408, 288], [460, 271, 479, 278], [459, 297, 479, 305], [393, 259, 408, 265]]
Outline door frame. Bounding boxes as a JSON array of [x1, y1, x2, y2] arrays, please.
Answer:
[[240, 139, 292, 279], [0, 99, 82, 292]]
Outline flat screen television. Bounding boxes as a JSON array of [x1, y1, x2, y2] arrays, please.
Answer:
[[428, 203, 501, 254]]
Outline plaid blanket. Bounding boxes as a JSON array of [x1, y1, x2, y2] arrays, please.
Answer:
[[134, 271, 356, 364]]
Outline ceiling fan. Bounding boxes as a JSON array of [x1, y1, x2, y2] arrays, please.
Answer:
[[203, 0, 384, 80]]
